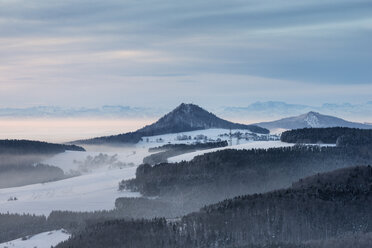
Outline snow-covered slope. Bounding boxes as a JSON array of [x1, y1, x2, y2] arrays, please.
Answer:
[[0, 229, 70, 248], [168, 141, 294, 163], [0, 129, 275, 215], [0, 166, 140, 216]]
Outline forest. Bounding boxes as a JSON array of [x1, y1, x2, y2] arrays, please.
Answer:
[[0, 139, 85, 154], [119, 144, 372, 215], [56, 166, 372, 248], [280, 127, 372, 145]]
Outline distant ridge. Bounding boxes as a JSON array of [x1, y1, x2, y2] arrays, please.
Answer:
[[74, 103, 269, 144], [0, 139, 85, 154], [254, 111, 372, 130]]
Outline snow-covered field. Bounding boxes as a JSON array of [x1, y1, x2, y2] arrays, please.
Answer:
[[137, 128, 276, 147], [168, 141, 294, 163], [0, 229, 70, 248], [0, 166, 140, 216], [0, 129, 282, 216]]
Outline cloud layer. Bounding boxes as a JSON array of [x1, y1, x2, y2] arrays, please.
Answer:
[[0, 0, 371, 107]]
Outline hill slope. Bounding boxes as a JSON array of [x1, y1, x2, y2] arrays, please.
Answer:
[[74, 103, 269, 144], [57, 166, 372, 248], [255, 111, 372, 130]]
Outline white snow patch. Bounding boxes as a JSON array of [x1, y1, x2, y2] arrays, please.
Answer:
[[0, 229, 70, 248], [305, 113, 321, 127], [137, 128, 276, 148], [269, 128, 288, 135]]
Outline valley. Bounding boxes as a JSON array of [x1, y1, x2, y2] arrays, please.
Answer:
[[0, 104, 371, 247]]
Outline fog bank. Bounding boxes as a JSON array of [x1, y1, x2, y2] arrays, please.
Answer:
[[0, 118, 155, 143]]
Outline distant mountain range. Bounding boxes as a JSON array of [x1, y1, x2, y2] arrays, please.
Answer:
[[218, 101, 372, 122], [74, 103, 269, 144], [1, 101, 371, 123], [0, 105, 163, 118], [254, 111, 372, 130]]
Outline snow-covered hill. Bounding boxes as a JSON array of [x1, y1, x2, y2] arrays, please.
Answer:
[[0, 229, 70, 248], [75, 103, 269, 144], [254, 111, 372, 131]]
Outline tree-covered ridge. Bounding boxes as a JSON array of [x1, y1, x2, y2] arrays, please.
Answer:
[[57, 166, 372, 248], [121, 145, 372, 198], [143, 141, 228, 165], [0, 139, 85, 154], [280, 127, 372, 145]]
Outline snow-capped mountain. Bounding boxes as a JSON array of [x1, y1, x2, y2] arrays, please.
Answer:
[[254, 111, 372, 130], [75, 103, 269, 144]]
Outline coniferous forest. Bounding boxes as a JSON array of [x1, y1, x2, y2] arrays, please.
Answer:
[[57, 166, 372, 248], [280, 127, 372, 145]]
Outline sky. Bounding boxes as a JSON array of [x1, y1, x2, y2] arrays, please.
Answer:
[[0, 0, 372, 108]]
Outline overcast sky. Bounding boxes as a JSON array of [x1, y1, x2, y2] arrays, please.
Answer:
[[0, 0, 371, 108]]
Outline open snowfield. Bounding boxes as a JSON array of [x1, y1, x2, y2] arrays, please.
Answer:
[[0, 229, 70, 248], [0, 166, 140, 216], [0, 129, 279, 216], [0, 145, 151, 215]]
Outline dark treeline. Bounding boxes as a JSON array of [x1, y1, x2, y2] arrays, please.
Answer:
[[0, 139, 85, 154], [0, 208, 153, 243], [143, 141, 228, 165], [74, 131, 144, 145], [281, 127, 372, 145], [57, 166, 372, 248], [120, 145, 372, 216], [0, 205, 188, 244], [148, 141, 228, 153], [0, 213, 50, 243]]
